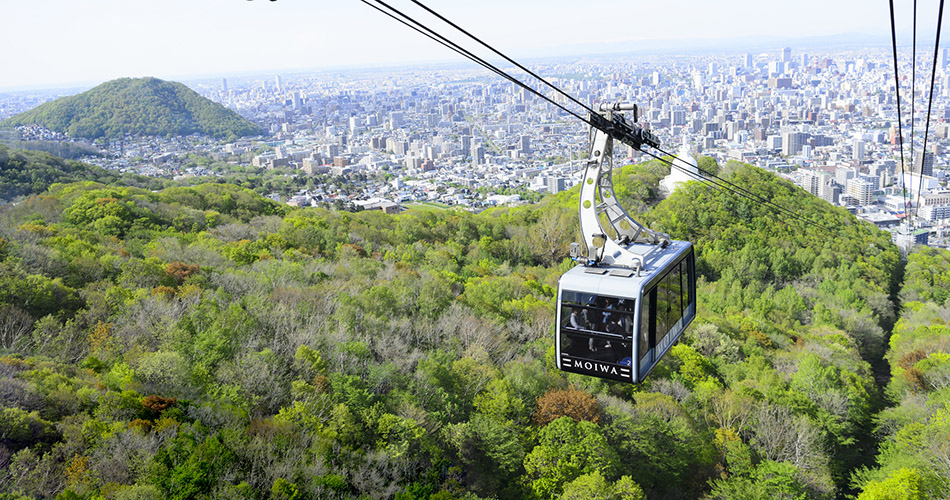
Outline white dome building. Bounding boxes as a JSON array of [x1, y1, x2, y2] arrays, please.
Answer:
[[659, 137, 700, 198]]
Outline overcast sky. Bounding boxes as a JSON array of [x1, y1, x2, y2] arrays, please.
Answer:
[[1, 0, 939, 90]]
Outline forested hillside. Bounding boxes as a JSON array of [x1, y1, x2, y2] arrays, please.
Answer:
[[0, 157, 926, 499], [0, 144, 163, 202], [1, 78, 263, 140], [850, 247, 950, 499]]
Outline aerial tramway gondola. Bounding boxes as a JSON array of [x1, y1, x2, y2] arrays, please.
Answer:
[[356, 0, 825, 383], [554, 103, 696, 383]]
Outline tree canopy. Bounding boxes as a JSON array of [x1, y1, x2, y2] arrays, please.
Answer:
[[0, 156, 931, 499], [0, 144, 163, 202]]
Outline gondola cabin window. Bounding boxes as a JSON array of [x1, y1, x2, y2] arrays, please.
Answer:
[[559, 292, 636, 380], [639, 252, 695, 379]]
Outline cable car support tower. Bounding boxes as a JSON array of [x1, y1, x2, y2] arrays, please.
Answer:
[[573, 103, 670, 272]]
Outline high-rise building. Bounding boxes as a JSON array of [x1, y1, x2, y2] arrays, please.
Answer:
[[385, 138, 406, 155], [819, 173, 840, 204], [853, 139, 866, 161], [846, 178, 873, 206], [768, 61, 785, 76], [781, 131, 804, 156], [889, 125, 903, 145], [404, 155, 422, 170], [744, 53, 754, 68], [863, 173, 883, 191], [725, 122, 738, 141], [671, 108, 686, 126], [782, 47, 792, 63], [394, 140, 408, 155], [836, 167, 856, 185], [520, 135, 531, 154], [915, 151, 934, 176], [389, 111, 405, 129], [274, 75, 282, 92], [547, 176, 566, 194], [222, 78, 228, 92], [799, 170, 821, 195], [473, 145, 485, 166]]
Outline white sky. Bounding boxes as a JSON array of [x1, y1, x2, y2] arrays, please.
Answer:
[[0, 0, 937, 90]]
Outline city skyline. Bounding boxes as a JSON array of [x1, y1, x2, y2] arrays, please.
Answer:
[[2, 0, 938, 91]]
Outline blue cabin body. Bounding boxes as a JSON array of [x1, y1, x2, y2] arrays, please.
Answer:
[[556, 241, 696, 383]]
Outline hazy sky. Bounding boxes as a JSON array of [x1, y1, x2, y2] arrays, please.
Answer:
[[0, 0, 937, 90]]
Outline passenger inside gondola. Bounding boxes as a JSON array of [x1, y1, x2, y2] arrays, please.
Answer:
[[569, 307, 587, 330], [588, 335, 610, 353], [560, 293, 635, 365]]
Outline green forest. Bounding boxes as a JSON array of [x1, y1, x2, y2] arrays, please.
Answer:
[[1, 78, 263, 140], [0, 150, 947, 500], [0, 145, 164, 202]]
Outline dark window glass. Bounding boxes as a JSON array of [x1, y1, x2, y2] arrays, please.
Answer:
[[639, 290, 651, 364], [683, 258, 691, 308], [559, 292, 636, 368], [669, 261, 682, 321], [560, 329, 574, 354], [656, 275, 670, 343], [560, 295, 634, 340], [561, 291, 586, 306], [685, 253, 695, 309]]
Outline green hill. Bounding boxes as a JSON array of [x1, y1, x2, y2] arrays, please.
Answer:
[[1, 77, 263, 140], [0, 143, 163, 201]]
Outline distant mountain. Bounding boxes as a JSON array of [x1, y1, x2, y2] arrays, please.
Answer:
[[1, 77, 263, 140], [525, 32, 892, 60]]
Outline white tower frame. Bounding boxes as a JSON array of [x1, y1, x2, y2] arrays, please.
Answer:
[[577, 104, 670, 270]]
